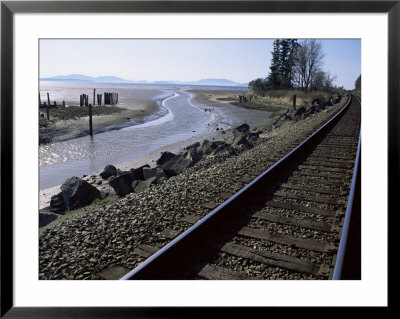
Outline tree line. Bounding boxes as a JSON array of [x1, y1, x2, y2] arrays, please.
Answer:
[[249, 39, 348, 93]]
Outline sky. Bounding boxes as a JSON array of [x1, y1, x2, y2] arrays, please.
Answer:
[[40, 39, 361, 90]]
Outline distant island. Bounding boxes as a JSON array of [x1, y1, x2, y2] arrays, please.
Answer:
[[40, 74, 249, 87]]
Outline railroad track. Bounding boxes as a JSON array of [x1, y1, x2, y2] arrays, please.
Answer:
[[121, 95, 361, 280]]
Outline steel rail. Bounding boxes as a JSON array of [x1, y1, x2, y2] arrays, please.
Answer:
[[121, 94, 354, 280], [331, 95, 361, 280]]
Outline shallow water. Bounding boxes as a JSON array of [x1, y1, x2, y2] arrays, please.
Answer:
[[39, 83, 270, 190]]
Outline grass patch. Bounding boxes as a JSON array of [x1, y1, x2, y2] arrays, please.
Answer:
[[39, 117, 55, 128], [97, 197, 111, 205]]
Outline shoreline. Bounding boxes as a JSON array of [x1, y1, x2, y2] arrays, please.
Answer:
[[39, 88, 270, 208], [39, 97, 168, 145]]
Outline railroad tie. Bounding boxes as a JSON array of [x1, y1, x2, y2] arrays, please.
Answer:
[[159, 229, 181, 240], [201, 202, 218, 210], [180, 214, 202, 224], [132, 244, 160, 258], [221, 242, 331, 277], [198, 264, 256, 280], [252, 210, 340, 233], [264, 200, 343, 217], [273, 190, 341, 205], [279, 183, 347, 196], [237, 226, 337, 253]]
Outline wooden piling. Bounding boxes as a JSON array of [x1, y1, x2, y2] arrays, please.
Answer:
[[293, 94, 296, 110], [93, 89, 96, 107], [62, 101, 65, 108], [44, 102, 49, 120], [88, 104, 93, 137], [47, 92, 50, 107], [39, 93, 42, 107]]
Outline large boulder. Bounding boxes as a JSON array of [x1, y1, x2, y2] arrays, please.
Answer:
[[156, 152, 178, 166], [143, 166, 167, 184], [159, 156, 192, 177], [49, 192, 66, 213], [247, 132, 259, 142], [60, 176, 101, 210], [209, 142, 233, 156], [156, 151, 192, 177], [201, 140, 227, 155], [39, 212, 58, 227], [294, 106, 307, 120], [185, 142, 200, 150], [311, 98, 320, 105], [232, 135, 253, 149], [108, 173, 133, 197], [233, 123, 250, 138], [129, 164, 150, 181], [132, 177, 156, 193], [99, 164, 117, 179], [185, 147, 203, 163]]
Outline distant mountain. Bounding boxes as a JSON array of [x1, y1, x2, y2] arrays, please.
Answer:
[[188, 78, 242, 86], [154, 78, 248, 87], [40, 74, 249, 87], [40, 74, 132, 83]]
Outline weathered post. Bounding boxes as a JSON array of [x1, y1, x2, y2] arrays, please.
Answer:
[[293, 94, 297, 110], [80, 95, 83, 107], [53, 101, 57, 108], [39, 93, 42, 107], [88, 104, 93, 137], [47, 92, 51, 107], [93, 89, 96, 107], [85, 94, 89, 107], [62, 101, 65, 108], [44, 102, 49, 120]]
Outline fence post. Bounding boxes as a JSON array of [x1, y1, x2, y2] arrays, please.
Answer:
[[89, 104, 93, 137], [293, 94, 296, 110], [44, 102, 49, 120]]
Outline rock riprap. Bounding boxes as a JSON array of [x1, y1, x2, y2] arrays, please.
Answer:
[[50, 176, 101, 213]]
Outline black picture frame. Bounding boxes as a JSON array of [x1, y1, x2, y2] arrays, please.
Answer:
[[1, 0, 394, 317]]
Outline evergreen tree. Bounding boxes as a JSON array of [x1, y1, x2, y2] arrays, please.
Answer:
[[267, 40, 281, 89], [279, 39, 298, 88], [355, 75, 361, 90], [268, 39, 298, 89]]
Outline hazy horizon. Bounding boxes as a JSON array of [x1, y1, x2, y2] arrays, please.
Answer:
[[40, 39, 361, 90]]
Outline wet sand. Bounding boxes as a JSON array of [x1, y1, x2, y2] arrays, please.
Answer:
[[39, 98, 161, 144]]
